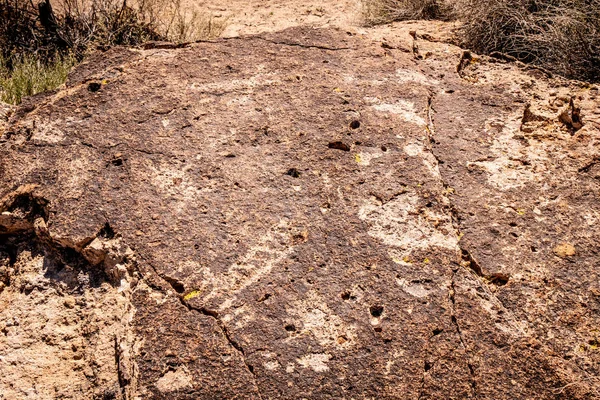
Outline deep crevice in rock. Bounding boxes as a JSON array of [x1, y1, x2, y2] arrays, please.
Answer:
[[115, 336, 129, 399], [425, 92, 479, 397]]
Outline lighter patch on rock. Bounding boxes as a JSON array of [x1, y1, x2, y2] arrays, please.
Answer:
[[467, 112, 554, 190], [0, 250, 136, 399], [396, 278, 431, 298], [355, 151, 383, 166], [144, 160, 202, 205], [155, 367, 193, 393], [30, 119, 66, 144], [227, 95, 253, 106], [189, 74, 280, 93], [583, 210, 600, 227], [395, 68, 440, 86], [297, 353, 331, 372], [264, 360, 281, 371], [467, 159, 536, 191], [403, 142, 441, 178], [358, 192, 459, 258], [190, 220, 295, 311], [384, 350, 404, 375], [370, 99, 426, 126], [286, 290, 356, 348], [474, 287, 527, 337]]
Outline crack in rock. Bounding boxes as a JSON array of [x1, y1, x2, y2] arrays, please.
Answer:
[[186, 303, 264, 400], [257, 36, 354, 51], [147, 263, 264, 400], [425, 92, 479, 397], [449, 270, 478, 397]]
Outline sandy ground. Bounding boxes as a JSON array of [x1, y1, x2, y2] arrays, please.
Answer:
[[189, 0, 362, 37]]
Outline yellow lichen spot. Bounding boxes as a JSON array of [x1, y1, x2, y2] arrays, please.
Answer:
[[517, 209, 526, 215], [553, 243, 576, 258], [355, 154, 362, 163], [458, 232, 465, 241], [334, 87, 342, 92], [403, 256, 412, 264], [423, 258, 430, 264], [101, 79, 109, 85], [183, 290, 201, 301]]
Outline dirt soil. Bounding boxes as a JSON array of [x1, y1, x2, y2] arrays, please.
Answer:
[[1, 2, 600, 400], [193, 0, 360, 37]]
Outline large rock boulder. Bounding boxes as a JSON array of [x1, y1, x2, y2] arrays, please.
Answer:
[[1, 26, 599, 399]]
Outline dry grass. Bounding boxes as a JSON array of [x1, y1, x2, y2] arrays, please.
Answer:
[[0, 53, 76, 104], [362, 0, 452, 25], [361, 0, 600, 82]]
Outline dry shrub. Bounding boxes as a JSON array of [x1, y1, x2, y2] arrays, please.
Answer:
[[0, 0, 227, 103], [58, 0, 226, 49], [362, 0, 600, 82], [455, 0, 600, 82], [148, 0, 228, 43], [362, 0, 453, 25]]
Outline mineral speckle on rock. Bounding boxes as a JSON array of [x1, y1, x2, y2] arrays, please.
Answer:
[[0, 24, 599, 399]]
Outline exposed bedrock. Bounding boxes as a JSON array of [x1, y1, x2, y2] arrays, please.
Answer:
[[1, 26, 599, 399]]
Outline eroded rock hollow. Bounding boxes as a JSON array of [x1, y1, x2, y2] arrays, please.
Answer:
[[1, 26, 599, 399]]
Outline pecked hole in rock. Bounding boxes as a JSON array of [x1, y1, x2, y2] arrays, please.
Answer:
[[328, 141, 351, 151], [488, 274, 510, 286], [370, 305, 384, 317], [349, 120, 361, 129], [88, 82, 102, 92], [285, 168, 301, 178], [163, 276, 185, 293], [99, 222, 115, 239]]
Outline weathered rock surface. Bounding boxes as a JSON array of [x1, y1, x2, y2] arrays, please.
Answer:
[[1, 25, 599, 399]]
